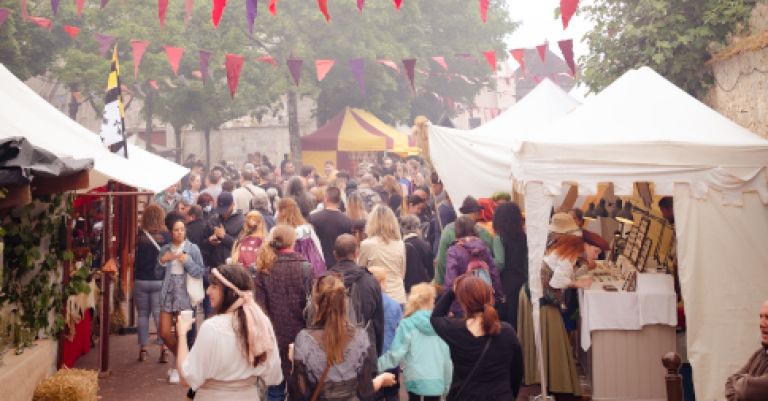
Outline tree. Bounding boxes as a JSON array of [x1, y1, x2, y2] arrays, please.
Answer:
[[580, 0, 757, 97]]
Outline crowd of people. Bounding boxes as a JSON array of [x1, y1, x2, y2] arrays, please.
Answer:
[[133, 154, 616, 401]]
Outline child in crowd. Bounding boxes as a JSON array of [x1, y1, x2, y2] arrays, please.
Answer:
[[368, 267, 403, 401], [377, 283, 452, 401]]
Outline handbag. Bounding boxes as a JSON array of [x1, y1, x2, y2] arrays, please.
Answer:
[[452, 336, 492, 400], [142, 230, 166, 280], [183, 244, 205, 306]]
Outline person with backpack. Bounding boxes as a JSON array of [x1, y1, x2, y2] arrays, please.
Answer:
[[400, 214, 434, 292], [444, 216, 501, 317], [232, 171, 267, 213]]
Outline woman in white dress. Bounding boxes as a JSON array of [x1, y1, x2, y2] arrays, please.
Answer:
[[176, 264, 282, 401], [358, 205, 407, 304]]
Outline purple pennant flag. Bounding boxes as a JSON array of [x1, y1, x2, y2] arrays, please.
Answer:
[[246, 0, 257, 35], [199, 50, 212, 85], [51, 0, 60, 15], [0, 8, 10, 27], [402, 58, 416, 90], [95, 33, 116, 57], [101, 0, 109, 9], [349, 58, 366, 96], [287, 59, 303, 86]]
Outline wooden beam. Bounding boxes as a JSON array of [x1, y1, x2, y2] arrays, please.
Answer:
[[31, 171, 90, 196], [0, 185, 32, 210]]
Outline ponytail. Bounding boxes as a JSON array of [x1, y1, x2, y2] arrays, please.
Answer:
[[481, 303, 501, 336], [255, 224, 296, 274], [455, 275, 502, 336]]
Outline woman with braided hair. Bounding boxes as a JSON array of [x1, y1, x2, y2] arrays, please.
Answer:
[[175, 264, 282, 401]]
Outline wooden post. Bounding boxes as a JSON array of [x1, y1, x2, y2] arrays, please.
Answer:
[[662, 352, 683, 401], [98, 193, 115, 377], [57, 214, 72, 369]]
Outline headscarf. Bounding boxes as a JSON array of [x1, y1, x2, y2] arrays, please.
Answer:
[[211, 267, 276, 362]]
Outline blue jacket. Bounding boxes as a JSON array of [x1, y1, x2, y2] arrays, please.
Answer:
[[382, 293, 402, 354], [378, 310, 452, 396], [158, 240, 205, 299]]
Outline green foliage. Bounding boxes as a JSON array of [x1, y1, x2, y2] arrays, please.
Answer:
[[580, 0, 757, 97]]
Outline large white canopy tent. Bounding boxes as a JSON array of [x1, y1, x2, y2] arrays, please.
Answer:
[[429, 79, 580, 210], [0, 64, 188, 193], [513, 67, 768, 400]]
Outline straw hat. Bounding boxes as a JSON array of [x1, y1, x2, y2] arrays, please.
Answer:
[[549, 212, 581, 234]]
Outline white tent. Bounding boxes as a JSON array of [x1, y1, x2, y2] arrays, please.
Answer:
[[0, 64, 188, 193], [429, 79, 580, 209], [513, 67, 768, 400]]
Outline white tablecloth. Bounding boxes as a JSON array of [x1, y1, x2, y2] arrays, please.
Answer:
[[580, 273, 677, 350]]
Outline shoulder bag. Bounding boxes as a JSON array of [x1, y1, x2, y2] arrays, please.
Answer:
[[310, 362, 331, 401], [184, 243, 205, 306], [453, 336, 492, 400], [142, 230, 166, 280]]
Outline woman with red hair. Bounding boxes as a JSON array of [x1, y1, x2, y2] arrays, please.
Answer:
[[430, 276, 523, 401]]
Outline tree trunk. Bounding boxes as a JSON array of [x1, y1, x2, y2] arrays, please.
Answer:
[[287, 90, 302, 167], [204, 128, 211, 168], [144, 88, 154, 152], [68, 91, 79, 120], [173, 125, 183, 164]]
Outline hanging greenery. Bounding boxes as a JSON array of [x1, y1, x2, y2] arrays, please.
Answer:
[[0, 192, 91, 337]]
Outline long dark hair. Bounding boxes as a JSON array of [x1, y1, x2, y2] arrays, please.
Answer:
[[493, 202, 527, 275], [210, 264, 266, 367], [455, 275, 501, 336]]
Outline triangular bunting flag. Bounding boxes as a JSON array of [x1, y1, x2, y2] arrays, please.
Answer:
[[95, 33, 116, 57], [76, 0, 84, 19], [64, 25, 80, 39], [402, 58, 416, 90], [101, 0, 109, 9], [482, 50, 496, 73], [318, 0, 330, 22], [510, 48, 525, 73], [225, 53, 244, 98], [456, 53, 478, 63], [561, 0, 579, 30], [51, 0, 61, 16], [158, 0, 169, 29], [185, 0, 194, 25], [431, 56, 448, 71], [393, 0, 402, 10], [357, 0, 364, 13], [30, 16, 52, 30], [0, 8, 11, 27], [269, 0, 277, 16], [100, 46, 128, 157], [131, 40, 150, 80], [287, 58, 303, 86], [536, 43, 548, 62], [246, 0, 257, 35], [257, 55, 277, 67], [164, 46, 185, 76], [558, 39, 576, 75], [349, 58, 366, 96], [149, 80, 159, 90], [212, 0, 226, 27], [479, 0, 489, 23], [199, 50, 212, 84], [376, 59, 399, 73], [21, 0, 28, 20], [315, 59, 335, 82]]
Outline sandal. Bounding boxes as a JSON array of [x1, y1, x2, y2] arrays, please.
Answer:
[[159, 347, 170, 363], [138, 348, 148, 362]]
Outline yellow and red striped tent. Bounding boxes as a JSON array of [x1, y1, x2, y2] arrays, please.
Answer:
[[301, 107, 419, 172]]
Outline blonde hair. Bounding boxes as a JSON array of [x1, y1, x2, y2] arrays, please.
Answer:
[[276, 197, 306, 227], [255, 225, 297, 274], [367, 266, 387, 284], [404, 283, 437, 317], [232, 211, 267, 262], [346, 191, 367, 221], [312, 274, 353, 364], [365, 204, 402, 243]]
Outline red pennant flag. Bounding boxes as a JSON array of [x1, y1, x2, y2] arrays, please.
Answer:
[[64, 25, 80, 39], [393, 0, 402, 10], [158, 0, 169, 29], [185, 0, 193, 25], [510, 48, 525, 73], [318, 0, 330, 22], [533, 75, 543, 84], [131, 40, 150, 80], [164, 46, 185, 76], [225, 53, 244, 98], [21, 0, 28, 20], [479, 0, 489, 23], [536, 43, 548, 62], [0, 8, 11, 28], [377, 59, 399, 73], [287, 59, 303, 86], [402, 58, 416, 90], [357, 0, 364, 13], [315, 59, 335, 82], [561, 0, 579, 30], [101, 0, 109, 9], [76, 0, 84, 19], [269, 0, 277, 15], [257, 56, 277, 67], [30, 16, 52, 30], [558, 39, 576, 76], [149, 80, 159, 90], [482, 50, 496, 73], [431, 56, 448, 71], [212, 0, 226, 28]]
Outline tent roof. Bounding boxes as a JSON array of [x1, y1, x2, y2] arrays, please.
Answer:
[[0, 64, 187, 193], [428, 78, 580, 208], [512, 67, 768, 203]]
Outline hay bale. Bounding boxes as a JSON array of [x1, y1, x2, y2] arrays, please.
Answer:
[[33, 368, 98, 401]]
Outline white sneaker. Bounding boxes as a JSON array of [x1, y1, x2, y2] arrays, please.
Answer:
[[168, 368, 180, 384]]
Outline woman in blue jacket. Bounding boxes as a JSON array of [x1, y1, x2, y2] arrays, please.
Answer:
[[378, 283, 452, 401]]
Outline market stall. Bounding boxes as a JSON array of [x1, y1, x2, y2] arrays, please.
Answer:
[[513, 67, 768, 401]]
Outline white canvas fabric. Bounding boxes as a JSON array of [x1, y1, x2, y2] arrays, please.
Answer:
[[0, 64, 188, 192]]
